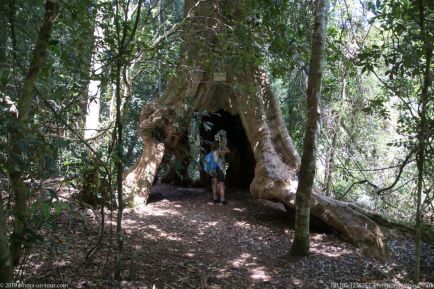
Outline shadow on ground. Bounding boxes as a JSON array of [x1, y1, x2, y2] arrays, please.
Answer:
[[22, 184, 434, 289]]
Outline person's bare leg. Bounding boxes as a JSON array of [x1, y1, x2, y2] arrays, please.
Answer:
[[218, 182, 225, 203], [212, 178, 218, 201]]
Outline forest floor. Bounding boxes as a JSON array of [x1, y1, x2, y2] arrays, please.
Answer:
[[20, 183, 433, 289]]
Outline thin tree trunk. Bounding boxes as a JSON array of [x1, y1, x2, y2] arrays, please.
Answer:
[[113, 0, 143, 278], [290, 0, 329, 256], [8, 0, 19, 69], [0, 199, 12, 283], [157, 0, 163, 98], [114, 59, 123, 280], [414, 0, 431, 282], [323, 116, 341, 196], [0, 0, 8, 88], [114, 0, 123, 279], [8, 0, 57, 266], [323, 75, 344, 196], [324, 127, 337, 197], [84, 3, 104, 139], [322, 122, 331, 193]]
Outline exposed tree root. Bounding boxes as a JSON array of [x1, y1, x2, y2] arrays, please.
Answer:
[[123, 0, 389, 260]]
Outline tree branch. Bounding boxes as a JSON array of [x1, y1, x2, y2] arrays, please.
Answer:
[[150, 0, 209, 48], [338, 179, 378, 200], [374, 147, 416, 195]]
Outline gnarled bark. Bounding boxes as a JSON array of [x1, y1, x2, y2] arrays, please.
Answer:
[[123, 69, 204, 203], [123, 0, 389, 259]]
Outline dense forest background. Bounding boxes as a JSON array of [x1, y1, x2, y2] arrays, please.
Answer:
[[0, 0, 432, 287]]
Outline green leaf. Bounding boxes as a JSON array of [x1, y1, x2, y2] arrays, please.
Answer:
[[42, 203, 51, 219], [53, 202, 64, 214]]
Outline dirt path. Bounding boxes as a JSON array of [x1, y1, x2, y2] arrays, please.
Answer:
[[22, 184, 433, 288]]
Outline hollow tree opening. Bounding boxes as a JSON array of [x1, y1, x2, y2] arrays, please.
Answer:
[[199, 109, 255, 189], [123, 0, 389, 259]]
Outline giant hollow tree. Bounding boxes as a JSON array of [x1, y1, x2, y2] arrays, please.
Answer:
[[123, 0, 389, 259]]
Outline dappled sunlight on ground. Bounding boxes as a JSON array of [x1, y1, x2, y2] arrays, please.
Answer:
[[19, 184, 434, 288], [232, 207, 247, 212], [250, 266, 272, 281], [145, 224, 183, 241], [231, 252, 254, 268], [233, 221, 251, 229], [229, 253, 273, 282], [123, 218, 138, 227], [130, 203, 181, 217], [309, 234, 354, 258]]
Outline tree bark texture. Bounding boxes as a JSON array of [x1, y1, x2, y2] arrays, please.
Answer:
[[0, 0, 8, 89], [160, 132, 191, 186], [291, 0, 329, 256], [0, 198, 12, 283], [414, 0, 432, 281], [7, 0, 58, 266], [123, 0, 388, 259]]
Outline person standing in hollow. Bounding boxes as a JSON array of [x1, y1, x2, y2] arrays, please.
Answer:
[[210, 142, 230, 204]]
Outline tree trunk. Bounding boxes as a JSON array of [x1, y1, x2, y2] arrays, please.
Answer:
[[123, 0, 389, 259], [414, 0, 431, 281], [0, 0, 8, 89], [114, 0, 123, 280], [324, 128, 337, 196], [84, 3, 104, 140], [323, 110, 339, 197], [7, 0, 57, 266], [0, 198, 12, 283], [114, 56, 123, 281], [160, 131, 192, 186], [157, 0, 164, 98], [290, 0, 329, 256]]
